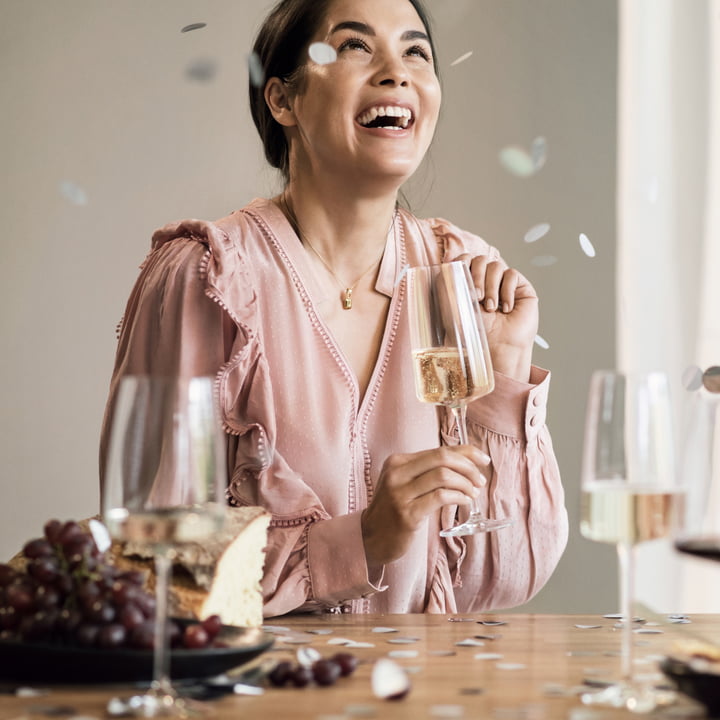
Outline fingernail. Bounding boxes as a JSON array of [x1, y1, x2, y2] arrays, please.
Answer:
[[502, 302, 510, 313], [478, 451, 491, 463], [479, 474, 487, 487], [485, 298, 495, 311]]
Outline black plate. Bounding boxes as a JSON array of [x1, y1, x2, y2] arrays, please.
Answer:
[[660, 656, 720, 715], [0, 624, 274, 684]]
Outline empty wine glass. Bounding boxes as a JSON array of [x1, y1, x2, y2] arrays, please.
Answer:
[[580, 370, 683, 712], [406, 261, 512, 536], [675, 365, 720, 562], [102, 375, 227, 716]]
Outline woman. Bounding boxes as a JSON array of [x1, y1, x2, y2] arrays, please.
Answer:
[[101, 0, 568, 616]]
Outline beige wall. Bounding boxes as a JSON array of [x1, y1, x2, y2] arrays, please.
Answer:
[[0, 1, 618, 612]]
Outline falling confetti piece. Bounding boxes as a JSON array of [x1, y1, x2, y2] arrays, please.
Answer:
[[185, 57, 217, 83], [530, 255, 558, 268], [248, 52, 265, 88], [474, 652, 503, 661], [309, 41, 337, 65], [534, 335, 550, 350], [498, 146, 535, 178], [524, 223, 550, 244], [181, 22, 207, 33], [59, 180, 88, 206], [449, 51, 473, 67], [579, 233, 596, 257], [530, 136, 548, 171]]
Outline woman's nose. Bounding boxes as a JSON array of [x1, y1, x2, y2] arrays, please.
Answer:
[[372, 53, 409, 87]]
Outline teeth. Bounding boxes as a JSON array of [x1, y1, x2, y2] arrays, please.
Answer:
[[357, 106, 412, 127]]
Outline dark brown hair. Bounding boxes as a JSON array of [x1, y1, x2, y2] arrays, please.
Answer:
[[248, 0, 438, 180]]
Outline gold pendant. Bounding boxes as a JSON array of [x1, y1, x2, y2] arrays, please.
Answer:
[[343, 288, 353, 310]]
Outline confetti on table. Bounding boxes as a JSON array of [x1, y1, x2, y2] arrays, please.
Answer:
[[430, 705, 465, 718], [449, 51, 473, 67], [387, 637, 420, 644], [524, 223, 550, 244], [309, 42, 337, 65], [388, 649, 419, 659], [248, 52, 264, 87], [297, 646, 321, 667], [474, 652, 503, 661], [456, 638, 486, 647], [307, 628, 334, 635], [59, 180, 88, 206], [534, 334, 550, 350], [474, 634, 501, 641], [344, 703, 378, 717], [372, 626, 398, 633], [496, 663, 527, 671], [181, 22, 206, 32], [574, 624, 602, 630], [449, 617, 476, 622], [429, 650, 457, 656], [579, 233, 596, 257], [478, 620, 506, 626], [634, 628, 663, 634], [343, 641, 376, 649], [262, 625, 289, 633], [327, 637, 353, 645]]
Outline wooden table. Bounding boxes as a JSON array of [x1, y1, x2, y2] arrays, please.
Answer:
[[1, 613, 717, 719]]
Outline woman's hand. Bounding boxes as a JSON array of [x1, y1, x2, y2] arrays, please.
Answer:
[[361, 446, 490, 567], [457, 253, 538, 383]]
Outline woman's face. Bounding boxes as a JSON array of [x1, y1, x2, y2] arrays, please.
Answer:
[[284, 0, 441, 189]]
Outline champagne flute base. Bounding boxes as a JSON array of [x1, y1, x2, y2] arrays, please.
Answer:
[[108, 690, 202, 717], [440, 513, 513, 537], [580, 681, 676, 714]]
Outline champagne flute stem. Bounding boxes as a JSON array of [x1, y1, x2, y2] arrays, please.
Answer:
[[452, 404, 483, 515], [151, 551, 175, 700], [617, 541, 634, 683]]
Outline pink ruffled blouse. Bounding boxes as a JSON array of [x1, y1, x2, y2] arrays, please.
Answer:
[[100, 197, 568, 617]]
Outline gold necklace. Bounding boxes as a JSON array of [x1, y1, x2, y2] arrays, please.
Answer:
[[280, 194, 392, 310]]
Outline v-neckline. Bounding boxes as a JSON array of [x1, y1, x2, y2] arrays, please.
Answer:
[[250, 198, 405, 412]]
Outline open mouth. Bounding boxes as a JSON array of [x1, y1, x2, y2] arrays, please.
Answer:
[[356, 106, 413, 130]]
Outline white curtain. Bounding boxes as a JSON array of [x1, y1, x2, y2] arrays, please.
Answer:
[[617, 0, 720, 612]]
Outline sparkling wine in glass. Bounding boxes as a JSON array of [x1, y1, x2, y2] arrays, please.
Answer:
[[406, 261, 512, 536], [580, 370, 684, 712], [102, 375, 227, 717], [675, 365, 720, 562]]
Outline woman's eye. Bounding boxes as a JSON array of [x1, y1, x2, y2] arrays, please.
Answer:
[[406, 45, 431, 62], [338, 37, 370, 53]]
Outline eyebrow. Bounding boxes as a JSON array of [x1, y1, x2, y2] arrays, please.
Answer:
[[329, 20, 430, 44]]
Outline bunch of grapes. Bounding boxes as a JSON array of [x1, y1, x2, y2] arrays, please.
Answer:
[[0, 519, 223, 651], [268, 652, 358, 688]]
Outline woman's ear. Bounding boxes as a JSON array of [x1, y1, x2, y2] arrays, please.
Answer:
[[265, 77, 297, 127]]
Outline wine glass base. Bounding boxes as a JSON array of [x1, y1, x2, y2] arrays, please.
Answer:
[[440, 514, 513, 537], [580, 681, 676, 714], [108, 691, 201, 718]]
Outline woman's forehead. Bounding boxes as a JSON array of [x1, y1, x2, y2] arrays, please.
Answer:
[[315, 0, 427, 37]]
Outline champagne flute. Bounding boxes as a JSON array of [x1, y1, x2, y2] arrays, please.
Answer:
[[102, 375, 227, 717], [675, 365, 720, 562], [580, 370, 683, 712], [406, 260, 512, 536]]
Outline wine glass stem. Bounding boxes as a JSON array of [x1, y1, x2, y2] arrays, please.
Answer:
[[617, 541, 635, 683], [151, 551, 174, 698], [452, 404, 483, 516]]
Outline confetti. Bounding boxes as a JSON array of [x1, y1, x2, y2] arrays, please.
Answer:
[[327, 637, 353, 645], [574, 624, 602, 630], [59, 180, 88, 206], [430, 705, 465, 718], [579, 233, 596, 257], [248, 52, 265, 88], [449, 51, 473, 67], [530, 255, 558, 267], [531, 136, 548, 170], [388, 650, 419, 659], [344, 641, 376, 649], [499, 146, 534, 178], [262, 625, 289, 633], [309, 42, 337, 65], [496, 663, 527, 671], [88, 519, 111, 553], [474, 652, 503, 661], [307, 628, 334, 635], [456, 638, 485, 647], [181, 22, 207, 33], [478, 620, 506, 626], [372, 627, 398, 633], [387, 637, 420, 644], [524, 223, 550, 244], [344, 704, 378, 717], [448, 617, 475, 622], [534, 335, 550, 350], [185, 57, 217, 83], [428, 650, 456, 656], [634, 628, 663, 634], [296, 646, 321, 667], [474, 634, 501, 641]]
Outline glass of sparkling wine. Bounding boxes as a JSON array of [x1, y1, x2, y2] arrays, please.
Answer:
[[406, 261, 512, 536], [102, 375, 226, 717], [580, 370, 683, 712]]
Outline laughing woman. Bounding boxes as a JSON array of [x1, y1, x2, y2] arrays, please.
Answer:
[[100, 0, 568, 616]]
